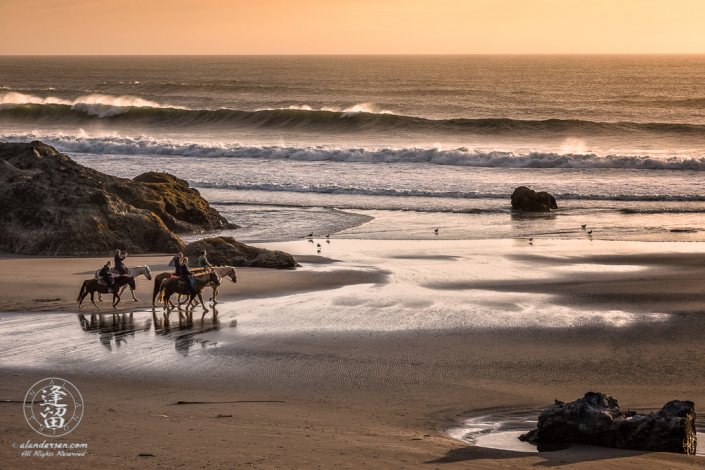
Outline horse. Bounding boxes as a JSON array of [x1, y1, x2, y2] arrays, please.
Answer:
[[94, 265, 152, 302], [158, 271, 221, 312], [205, 266, 237, 304], [76, 276, 136, 309], [151, 266, 237, 306]]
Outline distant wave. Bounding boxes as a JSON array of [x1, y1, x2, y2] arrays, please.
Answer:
[[2, 93, 705, 136], [0, 92, 178, 118], [5, 132, 705, 172], [191, 182, 705, 203]]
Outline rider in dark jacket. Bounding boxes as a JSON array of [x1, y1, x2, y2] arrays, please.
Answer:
[[173, 252, 183, 277], [114, 249, 128, 275], [99, 261, 114, 292], [180, 257, 195, 293]]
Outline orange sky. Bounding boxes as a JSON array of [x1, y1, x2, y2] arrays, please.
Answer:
[[1, 0, 704, 54]]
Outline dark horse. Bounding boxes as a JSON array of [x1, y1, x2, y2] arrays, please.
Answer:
[[152, 266, 237, 306], [76, 276, 136, 309], [158, 271, 221, 312]]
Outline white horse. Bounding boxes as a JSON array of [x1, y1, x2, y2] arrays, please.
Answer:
[[94, 265, 152, 302]]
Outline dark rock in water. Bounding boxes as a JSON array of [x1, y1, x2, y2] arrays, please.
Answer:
[[519, 392, 696, 455], [0, 141, 237, 256], [184, 237, 300, 269], [511, 186, 558, 212]]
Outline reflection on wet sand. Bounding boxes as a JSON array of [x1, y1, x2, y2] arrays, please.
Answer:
[[77, 306, 236, 356]]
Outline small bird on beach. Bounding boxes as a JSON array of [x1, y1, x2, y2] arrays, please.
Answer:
[[306, 233, 313, 238], [581, 224, 586, 229], [317, 243, 321, 247], [308, 239, 314, 243], [587, 230, 593, 234], [326, 234, 330, 238], [529, 237, 533, 242], [434, 228, 439, 234], [326, 240, 330, 244], [317, 249, 321, 254]]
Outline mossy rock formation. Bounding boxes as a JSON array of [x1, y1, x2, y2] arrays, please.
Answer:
[[0, 141, 237, 256], [184, 237, 299, 269]]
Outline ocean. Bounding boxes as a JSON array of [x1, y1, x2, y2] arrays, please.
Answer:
[[2, 55, 705, 243]]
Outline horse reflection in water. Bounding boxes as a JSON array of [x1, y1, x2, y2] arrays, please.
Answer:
[[77, 306, 231, 356], [152, 306, 227, 356], [78, 312, 152, 352]]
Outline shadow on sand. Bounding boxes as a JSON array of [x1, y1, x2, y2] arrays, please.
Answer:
[[427, 444, 649, 467]]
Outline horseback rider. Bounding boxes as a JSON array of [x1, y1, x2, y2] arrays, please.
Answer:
[[172, 252, 184, 277], [198, 250, 212, 271], [99, 261, 114, 293], [180, 256, 195, 293], [114, 249, 128, 276]]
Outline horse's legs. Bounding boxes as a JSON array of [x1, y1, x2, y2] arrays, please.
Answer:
[[97, 292, 103, 302], [90, 292, 100, 309], [113, 292, 121, 308], [209, 285, 219, 304], [198, 293, 208, 312], [119, 283, 138, 301]]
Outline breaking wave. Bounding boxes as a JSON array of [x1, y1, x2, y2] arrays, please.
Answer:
[[2, 92, 705, 136], [5, 132, 705, 172]]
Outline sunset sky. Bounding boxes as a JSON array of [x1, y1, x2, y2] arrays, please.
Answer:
[[1, 0, 704, 55]]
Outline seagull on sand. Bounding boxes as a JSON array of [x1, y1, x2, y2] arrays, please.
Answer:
[[581, 224, 586, 229]]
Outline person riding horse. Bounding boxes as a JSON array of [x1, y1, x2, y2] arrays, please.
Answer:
[[99, 261, 114, 293], [114, 249, 128, 276], [181, 257, 195, 294], [173, 252, 184, 277], [198, 250, 212, 271]]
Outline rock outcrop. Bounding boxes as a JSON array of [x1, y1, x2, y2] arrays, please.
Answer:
[[511, 186, 558, 212], [519, 392, 696, 455], [0, 141, 237, 255], [184, 237, 299, 269]]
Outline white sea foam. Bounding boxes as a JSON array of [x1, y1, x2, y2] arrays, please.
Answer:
[[4, 131, 705, 173], [0, 92, 175, 118]]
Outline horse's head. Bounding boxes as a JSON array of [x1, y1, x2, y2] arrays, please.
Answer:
[[128, 276, 136, 290], [228, 267, 238, 283], [210, 271, 222, 287], [145, 265, 152, 281]]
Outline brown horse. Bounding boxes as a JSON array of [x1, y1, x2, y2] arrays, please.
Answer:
[[152, 266, 237, 306], [77, 276, 136, 309], [158, 271, 221, 312]]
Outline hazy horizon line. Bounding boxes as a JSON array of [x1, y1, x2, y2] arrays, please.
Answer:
[[2, 53, 705, 57]]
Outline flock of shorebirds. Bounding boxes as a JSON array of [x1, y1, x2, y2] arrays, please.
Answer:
[[526, 224, 594, 245], [305, 224, 595, 251], [306, 233, 330, 253]]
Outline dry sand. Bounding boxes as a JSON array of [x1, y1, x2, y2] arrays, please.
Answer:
[[2, 240, 705, 468]]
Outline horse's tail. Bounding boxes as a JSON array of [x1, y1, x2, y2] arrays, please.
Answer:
[[157, 280, 166, 304], [76, 281, 87, 303], [153, 277, 161, 302]]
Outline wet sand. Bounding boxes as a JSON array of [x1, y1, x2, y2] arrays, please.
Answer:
[[2, 240, 705, 468]]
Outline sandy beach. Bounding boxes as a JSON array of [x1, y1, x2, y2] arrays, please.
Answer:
[[2, 239, 705, 468]]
